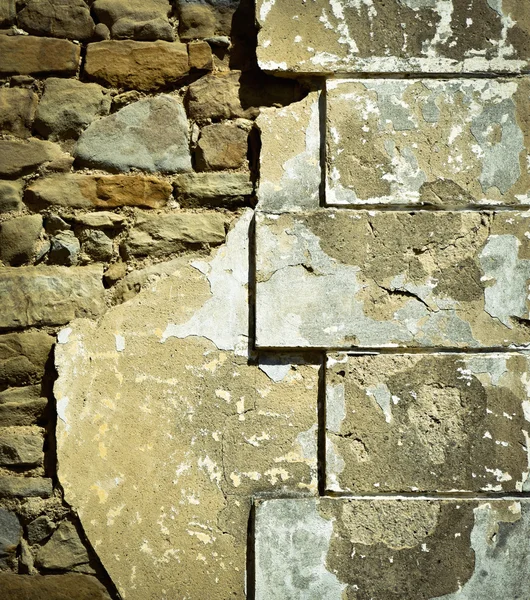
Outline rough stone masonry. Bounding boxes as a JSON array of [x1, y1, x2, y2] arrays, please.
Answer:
[[1, 0, 530, 598]]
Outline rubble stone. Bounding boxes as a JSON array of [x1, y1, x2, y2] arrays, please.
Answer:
[[188, 40, 213, 70], [174, 172, 253, 202], [81, 230, 113, 262], [93, 0, 173, 41], [0, 332, 54, 387], [0, 427, 44, 468], [0, 181, 23, 213], [0, 139, 70, 178], [0, 573, 111, 599], [0, 509, 21, 563], [196, 123, 248, 171], [48, 231, 80, 266], [35, 521, 89, 571], [177, 0, 240, 40], [0, 387, 47, 427], [0, 476, 52, 498], [16, 0, 95, 41], [0, 0, 15, 27], [0, 36, 80, 76], [0, 215, 44, 266], [0, 87, 38, 138]]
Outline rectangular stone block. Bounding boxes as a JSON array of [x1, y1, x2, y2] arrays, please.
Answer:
[[0, 332, 54, 387], [0, 427, 43, 468], [255, 209, 530, 349], [255, 498, 530, 600], [327, 78, 530, 207], [326, 352, 530, 493], [0, 475, 52, 498], [0, 387, 47, 427], [256, 0, 530, 74], [0, 36, 80, 76]]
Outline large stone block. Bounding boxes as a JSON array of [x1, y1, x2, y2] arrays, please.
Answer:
[[256, 0, 530, 74], [0, 332, 54, 387], [0, 573, 111, 600], [0, 214, 45, 266], [17, 0, 95, 41], [255, 210, 530, 349], [55, 211, 319, 599], [0, 475, 52, 498], [177, 0, 240, 40], [0, 266, 105, 329], [327, 78, 530, 207], [326, 352, 530, 493], [255, 498, 530, 599], [0, 139, 70, 178], [0, 36, 80, 76]]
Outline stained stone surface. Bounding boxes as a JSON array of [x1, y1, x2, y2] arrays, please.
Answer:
[[257, 92, 321, 212], [326, 352, 530, 493], [0, 36, 80, 76], [255, 209, 530, 349], [256, 0, 530, 74], [55, 211, 319, 600], [255, 498, 530, 600], [326, 78, 530, 207]]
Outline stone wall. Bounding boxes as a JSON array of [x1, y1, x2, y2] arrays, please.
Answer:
[[1, 0, 530, 598]]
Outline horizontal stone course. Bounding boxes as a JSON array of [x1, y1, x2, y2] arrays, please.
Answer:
[[0, 573, 111, 599], [0, 475, 52, 498], [0, 427, 44, 468], [0, 139, 71, 178], [0, 36, 80, 76], [0, 387, 47, 427]]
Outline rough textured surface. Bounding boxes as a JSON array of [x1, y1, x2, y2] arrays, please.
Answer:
[[0, 332, 54, 388], [84, 40, 189, 91], [327, 78, 530, 206], [35, 521, 89, 570], [0, 508, 21, 564], [188, 40, 213, 70], [0, 573, 111, 599], [55, 211, 319, 599], [177, 0, 240, 40], [0, 88, 38, 139], [256, 0, 530, 74], [0, 36, 80, 76], [0, 181, 23, 213], [0, 476, 52, 498], [75, 95, 192, 173], [0, 139, 70, 178], [0, 215, 44, 266], [0, 0, 15, 27], [17, 0, 95, 41], [174, 172, 253, 202], [196, 123, 248, 171], [93, 0, 173, 41], [255, 498, 530, 600], [256, 210, 530, 349], [0, 427, 43, 467], [0, 386, 47, 427], [326, 352, 530, 493], [0, 266, 105, 329]]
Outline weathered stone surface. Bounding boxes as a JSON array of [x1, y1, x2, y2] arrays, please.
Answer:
[[55, 210, 319, 599], [327, 78, 530, 206], [256, 0, 530, 74], [17, 0, 95, 41], [27, 515, 56, 545], [188, 40, 213, 70], [257, 92, 320, 211], [0, 332, 54, 387], [256, 498, 530, 600], [0, 36, 80, 76], [73, 212, 127, 229], [75, 96, 192, 173], [0, 573, 111, 599], [326, 352, 530, 493], [0, 181, 23, 213], [0, 427, 43, 467], [177, 0, 239, 40], [0, 508, 21, 563], [35, 521, 89, 570], [0, 87, 38, 138], [27, 174, 171, 210], [0, 476, 52, 498], [196, 123, 248, 171], [0, 139, 70, 178], [81, 230, 113, 262], [35, 78, 111, 141], [0, 0, 15, 26], [0, 266, 105, 329], [84, 40, 189, 91], [0, 386, 47, 427], [0, 214, 44, 266], [256, 210, 530, 349], [174, 172, 253, 202], [93, 0, 173, 41], [48, 231, 80, 266], [123, 210, 227, 257]]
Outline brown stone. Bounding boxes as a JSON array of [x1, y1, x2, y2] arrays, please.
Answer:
[[0, 427, 44, 468], [0, 332, 54, 387], [84, 40, 189, 91], [0, 215, 44, 266], [0, 181, 23, 213], [93, 0, 173, 41], [0, 0, 15, 27], [26, 174, 172, 209], [0, 36, 80, 76], [196, 123, 248, 171], [0, 476, 52, 498], [0, 88, 38, 138], [0, 573, 111, 599], [0, 139, 70, 178], [177, 0, 239, 40], [0, 387, 47, 427], [188, 40, 213, 70], [35, 521, 90, 571], [17, 0, 95, 41]]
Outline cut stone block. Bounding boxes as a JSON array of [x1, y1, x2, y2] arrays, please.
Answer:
[[257, 91, 321, 212], [55, 210, 318, 600], [0, 476, 52, 498], [0, 36, 80, 76], [256, 0, 530, 75], [255, 210, 530, 349], [255, 498, 530, 600], [173, 172, 253, 203], [326, 352, 530, 493], [327, 78, 530, 207]]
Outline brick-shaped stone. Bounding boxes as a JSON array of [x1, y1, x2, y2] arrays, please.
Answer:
[[0, 427, 44, 468], [0, 36, 80, 76], [0, 475, 52, 498], [256, 0, 530, 75], [255, 210, 530, 349], [0, 573, 111, 599], [0, 387, 47, 427], [255, 498, 530, 599], [326, 352, 530, 493], [327, 78, 530, 207]]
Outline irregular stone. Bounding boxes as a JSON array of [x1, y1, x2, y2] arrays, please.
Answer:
[[0, 427, 44, 467], [0, 214, 44, 266], [17, 0, 95, 41], [103, 262, 126, 287], [0, 386, 47, 427], [73, 212, 127, 229], [177, 0, 240, 40], [0, 181, 23, 213], [174, 172, 253, 202], [27, 174, 171, 210], [0, 476, 52, 498], [0, 509, 21, 562], [0, 332, 54, 387], [326, 352, 530, 494], [0, 266, 105, 329], [255, 498, 530, 600], [45, 214, 71, 235], [256, 0, 530, 75], [93, 0, 173, 41], [0, 87, 38, 138], [188, 40, 213, 70], [27, 515, 56, 545], [0, 36, 80, 76], [123, 210, 227, 257], [196, 123, 248, 171], [48, 231, 80, 266], [18, 539, 36, 574], [80, 230, 114, 262], [255, 210, 530, 349], [84, 40, 189, 91], [75, 96, 192, 173], [0, 573, 111, 599], [35, 78, 111, 141], [55, 210, 319, 599], [35, 521, 89, 570], [0, 0, 15, 26], [327, 78, 530, 206], [257, 92, 321, 211], [112, 258, 185, 303], [0, 139, 70, 178], [94, 22, 111, 40]]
